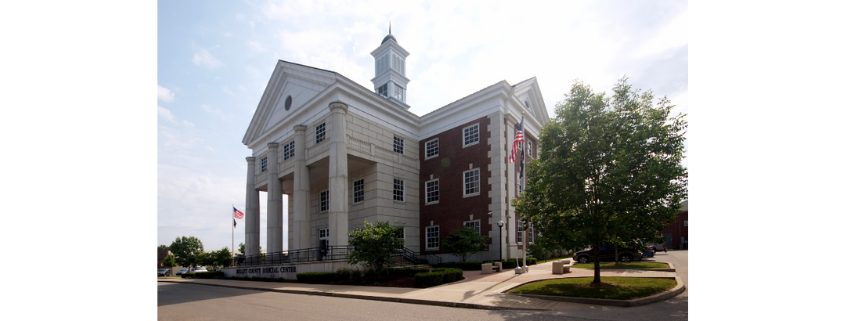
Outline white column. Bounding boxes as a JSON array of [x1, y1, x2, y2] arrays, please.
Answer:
[[505, 115, 518, 259], [328, 101, 349, 246], [292, 125, 310, 250], [245, 156, 260, 256], [266, 142, 283, 254]]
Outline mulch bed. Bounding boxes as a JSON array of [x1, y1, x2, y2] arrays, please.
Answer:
[[331, 276, 417, 288]]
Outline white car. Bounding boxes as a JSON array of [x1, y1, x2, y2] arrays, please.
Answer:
[[650, 243, 667, 252], [191, 267, 208, 272]]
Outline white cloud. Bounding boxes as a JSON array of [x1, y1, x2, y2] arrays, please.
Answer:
[[192, 48, 224, 69], [181, 119, 195, 128], [202, 104, 227, 119], [157, 106, 177, 124], [247, 41, 267, 52], [158, 85, 175, 102]]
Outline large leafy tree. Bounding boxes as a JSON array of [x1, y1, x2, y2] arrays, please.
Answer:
[[347, 221, 404, 276], [514, 77, 687, 285], [162, 254, 177, 275], [442, 227, 489, 262], [169, 236, 205, 272]]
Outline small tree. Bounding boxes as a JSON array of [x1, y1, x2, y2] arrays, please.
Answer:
[[347, 221, 404, 277], [442, 227, 489, 262], [158, 244, 169, 251], [217, 247, 233, 268], [162, 254, 177, 276], [237, 242, 264, 260], [169, 236, 204, 272]]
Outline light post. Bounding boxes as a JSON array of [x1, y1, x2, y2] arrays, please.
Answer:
[[497, 220, 504, 262]]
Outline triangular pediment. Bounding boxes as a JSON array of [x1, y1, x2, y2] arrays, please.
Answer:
[[511, 77, 550, 125], [243, 61, 337, 146]]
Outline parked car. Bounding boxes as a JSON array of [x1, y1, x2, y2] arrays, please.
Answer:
[[191, 267, 208, 273], [175, 269, 189, 275], [158, 269, 171, 276], [573, 245, 643, 263], [642, 248, 655, 258], [650, 243, 667, 252]]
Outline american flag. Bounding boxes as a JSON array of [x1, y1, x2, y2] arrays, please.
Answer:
[[509, 116, 524, 163], [233, 207, 244, 219]]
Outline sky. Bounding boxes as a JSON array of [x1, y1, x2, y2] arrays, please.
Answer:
[[156, 0, 689, 254]]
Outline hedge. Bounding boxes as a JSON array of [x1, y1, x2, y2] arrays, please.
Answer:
[[431, 261, 483, 271], [415, 268, 462, 288], [384, 267, 430, 277], [181, 271, 224, 279], [296, 272, 338, 283]]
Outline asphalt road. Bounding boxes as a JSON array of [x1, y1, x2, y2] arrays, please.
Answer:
[[158, 250, 688, 321]]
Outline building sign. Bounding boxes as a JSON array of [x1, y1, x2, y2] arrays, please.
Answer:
[[236, 266, 297, 274]]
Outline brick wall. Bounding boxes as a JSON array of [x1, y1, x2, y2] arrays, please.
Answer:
[[418, 117, 492, 254], [659, 210, 689, 249]]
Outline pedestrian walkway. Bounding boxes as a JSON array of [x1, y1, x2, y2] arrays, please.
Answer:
[[158, 260, 681, 311]]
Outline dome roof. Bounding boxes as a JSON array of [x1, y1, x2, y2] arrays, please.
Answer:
[[381, 34, 397, 45]]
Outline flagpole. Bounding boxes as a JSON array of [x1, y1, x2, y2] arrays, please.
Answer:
[[232, 204, 234, 259]]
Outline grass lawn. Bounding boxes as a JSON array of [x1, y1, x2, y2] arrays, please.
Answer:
[[509, 277, 676, 300], [572, 262, 668, 269]]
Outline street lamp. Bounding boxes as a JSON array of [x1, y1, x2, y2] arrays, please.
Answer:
[[497, 220, 504, 262]]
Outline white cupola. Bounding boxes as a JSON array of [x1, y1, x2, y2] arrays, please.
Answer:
[[371, 23, 410, 109]]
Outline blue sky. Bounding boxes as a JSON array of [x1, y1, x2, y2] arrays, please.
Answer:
[[157, 0, 689, 253]]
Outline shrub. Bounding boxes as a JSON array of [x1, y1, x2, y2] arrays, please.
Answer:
[[364, 268, 378, 278], [501, 260, 517, 269], [414, 272, 444, 288], [431, 261, 482, 271], [385, 267, 429, 277], [336, 268, 354, 280], [296, 272, 338, 283], [192, 271, 224, 279], [432, 268, 463, 282], [351, 269, 363, 279]]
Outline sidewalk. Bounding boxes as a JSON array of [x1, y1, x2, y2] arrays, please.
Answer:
[[157, 260, 682, 311]]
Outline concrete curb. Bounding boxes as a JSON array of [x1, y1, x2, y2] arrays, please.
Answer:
[[509, 276, 685, 307], [571, 261, 676, 272], [157, 279, 542, 311]]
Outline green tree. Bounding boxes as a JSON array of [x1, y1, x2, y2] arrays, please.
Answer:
[[158, 244, 169, 251], [162, 254, 177, 276], [514, 77, 687, 285], [216, 247, 233, 269], [347, 221, 404, 276], [442, 227, 489, 262], [169, 236, 205, 272], [237, 242, 264, 261]]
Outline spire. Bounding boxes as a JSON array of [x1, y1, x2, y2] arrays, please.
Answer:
[[389, 21, 392, 35]]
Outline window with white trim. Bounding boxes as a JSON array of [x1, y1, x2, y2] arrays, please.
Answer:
[[353, 179, 364, 203], [260, 157, 268, 172], [684, 221, 688, 227], [283, 141, 295, 160], [426, 226, 440, 249], [320, 190, 329, 212], [393, 84, 405, 102], [316, 123, 326, 144], [393, 136, 404, 154], [527, 141, 532, 158], [517, 221, 524, 243], [425, 179, 439, 204], [464, 220, 480, 235], [463, 123, 479, 147], [528, 222, 534, 243], [464, 169, 480, 196], [393, 179, 404, 201], [425, 139, 439, 159], [319, 228, 329, 239], [377, 84, 388, 98]]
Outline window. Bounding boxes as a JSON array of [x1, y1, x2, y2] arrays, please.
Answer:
[[393, 179, 404, 201], [283, 141, 295, 160], [377, 84, 388, 98], [527, 141, 532, 158], [425, 139, 439, 158], [397, 227, 404, 239], [353, 179, 364, 203], [528, 223, 534, 243], [320, 190, 329, 212], [320, 228, 329, 239], [316, 123, 326, 144], [426, 226, 440, 249], [684, 221, 688, 227], [517, 221, 523, 243], [464, 220, 480, 235], [393, 85, 404, 102], [464, 169, 480, 196], [463, 123, 479, 147], [393, 136, 404, 154], [260, 157, 268, 172], [425, 180, 439, 204]]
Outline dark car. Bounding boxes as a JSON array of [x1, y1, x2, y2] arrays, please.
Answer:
[[573, 245, 643, 263], [175, 269, 189, 275], [158, 269, 171, 276]]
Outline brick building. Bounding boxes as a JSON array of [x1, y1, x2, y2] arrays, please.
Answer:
[[241, 29, 549, 262], [659, 200, 689, 249]]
